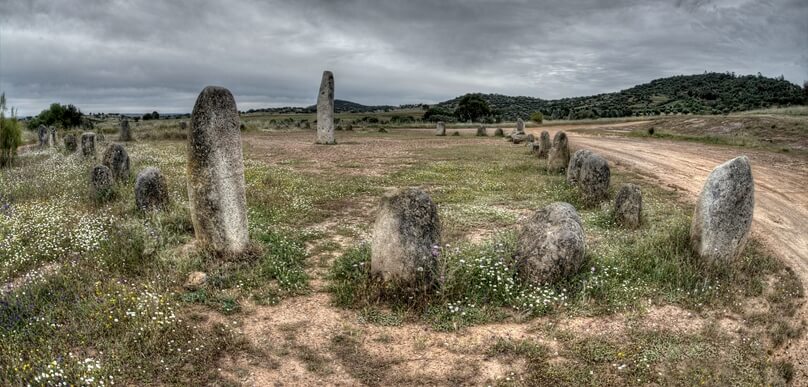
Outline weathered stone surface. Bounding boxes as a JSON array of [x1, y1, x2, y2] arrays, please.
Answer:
[[64, 134, 77, 152], [526, 133, 535, 143], [579, 153, 611, 203], [566, 149, 593, 185], [184, 271, 207, 291], [515, 202, 585, 285], [316, 71, 336, 145], [528, 142, 541, 154], [371, 188, 441, 288], [614, 183, 642, 228], [187, 86, 249, 255], [515, 118, 525, 134], [37, 125, 48, 147], [451, 131, 460, 136], [49, 127, 57, 147], [494, 128, 504, 137], [135, 167, 169, 211], [537, 131, 551, 158], [511, 133, 527, 144], [547, 131, 570, 172], [179, 121, 188, 130], [476, 125, 487, 136], [690, 156, 754, 265], [90, 165, 114, 200], [102, 144, 130, 181], [435, 121, 446, 136], [119, 118, 132, 141], [81, 132, 96, 157]]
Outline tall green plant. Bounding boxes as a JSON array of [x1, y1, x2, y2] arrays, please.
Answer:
[[0, 93, 23, 167]]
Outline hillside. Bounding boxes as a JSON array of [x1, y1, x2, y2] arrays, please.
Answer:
[[246, 99, 395, 114]]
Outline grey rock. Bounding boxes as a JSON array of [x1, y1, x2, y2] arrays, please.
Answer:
[[90, 165, 114, 200], [187, 86, 249, 255], [179, 121, 188, 130], [526, 133, 535, 143], [494, 128, 504, 137], [184, 271, 207, 291], [37, 125, 48, 147], [476, 125, 487, 136], [515, 118, 525, 134], [316, 71, 336, 145], [64, 134, 77, 152], [547, 131, 570, 172], [537, 131, 551, 158], [135, 167, 169, 211], [579, 153, 611, 203], [435, 121, 446, 136], [515, 202, 586, 285], [81, 132, 96, 157], [690, 156, 754, 265], [511, 133, 527, 144], [371, 188, 441, 288], [566, 149, 593, 185], [528, 142, 541, 154], [119, 118, 132, 141], [102, 144, 130, 181], [49, 127, 57, 147], [614, 183, 642, 228]]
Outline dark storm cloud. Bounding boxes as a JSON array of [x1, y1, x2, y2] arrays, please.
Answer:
[[1, 0, 805, 115]]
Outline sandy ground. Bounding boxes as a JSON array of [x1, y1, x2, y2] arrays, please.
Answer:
[[227, 125, 808, 385]]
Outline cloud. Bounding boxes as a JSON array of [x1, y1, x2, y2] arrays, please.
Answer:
[[1, 0, 805, 115]]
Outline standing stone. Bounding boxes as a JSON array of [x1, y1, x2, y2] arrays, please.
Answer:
[[371, 188, 441, 288], [538, 131, 551, 158], [119, 118, 132, 141], [526, 133, 535, 143], [528, 142, 541, 154], [135, 167, 169, 211], [515, 118, 525, 134], [494, 128, 504, 137], [64, 134, 77, 152], [49, 127, 57, 147], [37, 125, 48, 147], [476, 125, 487, 136], [81, 132, 96, 157], [187, 86, 249, 255], [690, 156, 754, 265], [435, 121, 446, 136], [511, 133, 527, 144], [579, 153, 611, 203], [547, 131, 570, 172], [514, 202, 585, 285], [316, 71, 336, 145], [566, 149, 593, 185], [179, 121, 188, 130], [102, 143, 130, 181], [614, 183, 642, 228], [90, 165, 114, 200]]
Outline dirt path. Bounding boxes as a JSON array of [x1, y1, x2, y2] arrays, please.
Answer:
[[538, 127, 808, 381]]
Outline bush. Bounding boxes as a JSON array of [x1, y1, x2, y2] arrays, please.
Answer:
[[0, 93, 22, 167], [27, 102, 83, 130], [530, 112, 543, 124]]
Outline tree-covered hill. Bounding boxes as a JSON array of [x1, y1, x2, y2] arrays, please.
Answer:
[[246, 99, 395, 114], [436, 72, 806, 120]]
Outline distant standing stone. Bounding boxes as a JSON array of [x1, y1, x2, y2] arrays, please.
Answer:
[[515, 202, 585, 285], [537, 131, 551, 158], [526, 133, 535, 143], [81, 132, 96, 157], [135, 167, 169, 211], [566, 149, 593, 185], [547, 131, 570, 172], [476, 125, 487, 136], [579, 153, 610, 203], [435, 121, 446, 136], [494, 128, 504, 137], [614, 183, 642, 228], [102, 143, 130, 181], [119, 118, 132, 141], [187, 86, 249, 255], [179, 121, 188, 130], [316, 71, 336, 145], [37, 125, 48, 147], [90, 165, 114, 200], [515, 118, 525, 134], [64, 134, 77, 152], [690, 156, 754, 265], [371, 188, 441, 288], [49, 127, 57, 147]]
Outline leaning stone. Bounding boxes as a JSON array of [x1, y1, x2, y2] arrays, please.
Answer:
[[476, 125, 487, 136], [579, 153, 611, 203], [538, 131, 551, 158], [90, 165, 114, 200], [135, 167, 169, 211], [187, 86, 249, 255], [514, 202, 585, 285], [316, 71, 336, 145], [81, 132, 96, 157], [614, 183, 642, 228], [566, 149, 593, 185], [494, 128, 504, 137], [515, 118, 525, 134], [102, 144, 130, 181], [184, 271, 207, 291], [547, 131, 570, 173], [690, 156, 754, 265], [435, 121, 446, 136], [64, 134, 77, 152], [38, 125, 48, 147], [371, 188, 441, 288], [512, 133, 527, 144]]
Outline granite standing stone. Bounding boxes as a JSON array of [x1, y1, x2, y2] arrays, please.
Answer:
[[476, 125, 487, 136], [135, 167, 169, 211], [119, 118, 132, 141], [64, 134, 77, 152], [614, 183, 642, 228], [538, 131, 551, 158], [566, 149, 593, 185], [435, 121, 446, 136], [81, 132, 96, 157], [515, 202, 585, 285], [102, 143, 130, 181], [547, 131, 570, 172], [516, 118, 525, 134], [316, 71, 336, 145], [37, 125, 48, 147], [90, 165, 114, 200], [579, 153, 611, 203]]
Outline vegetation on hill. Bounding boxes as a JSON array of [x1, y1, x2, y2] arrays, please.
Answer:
[[27, 103, 85, 130], [246, 99, 396, 115]]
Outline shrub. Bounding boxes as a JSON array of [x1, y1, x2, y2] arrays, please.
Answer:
[[0, 93, 22, 167], [530, 111, 543, 124]]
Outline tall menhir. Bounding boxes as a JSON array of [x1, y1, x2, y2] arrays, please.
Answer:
[[316, 70, 336, 145], [186, 86, 249, 255]]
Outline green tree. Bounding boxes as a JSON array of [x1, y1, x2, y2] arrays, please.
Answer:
[[530, 111, 543, 124], [453, 94, 491, 122], [28, 103, 83, 129], [0, 93, 23, 167]]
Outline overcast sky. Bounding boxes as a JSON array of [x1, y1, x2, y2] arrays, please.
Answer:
[[1, 0, 806, 116]]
